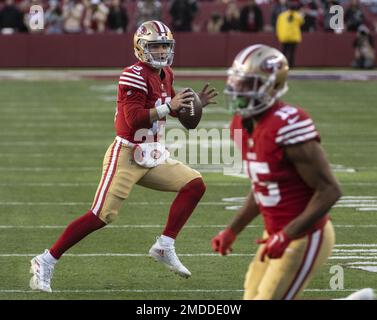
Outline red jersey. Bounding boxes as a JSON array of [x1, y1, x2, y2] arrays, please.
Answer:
[[115, 61, 175, 143], [236, 102, 327, 234]]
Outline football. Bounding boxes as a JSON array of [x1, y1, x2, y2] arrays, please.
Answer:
[[178, 88, 202, 130]]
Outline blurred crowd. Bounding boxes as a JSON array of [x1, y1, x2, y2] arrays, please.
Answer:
[[0, 0, 376, 35]]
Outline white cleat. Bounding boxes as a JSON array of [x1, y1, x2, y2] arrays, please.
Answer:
[[343, 288, 375, 300], [149, 237, 191, 278], [29, 250, 54, 293]]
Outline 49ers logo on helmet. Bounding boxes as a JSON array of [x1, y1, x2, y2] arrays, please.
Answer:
[[260, 56, 283, 73], [137, 25, 149, 36]]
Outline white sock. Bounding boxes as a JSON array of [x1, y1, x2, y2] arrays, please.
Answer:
[[159, 235, 175, 247], [43, 250, 58, 265]]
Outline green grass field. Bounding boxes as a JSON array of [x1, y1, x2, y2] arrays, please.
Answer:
[[0, 73, 377, 300]]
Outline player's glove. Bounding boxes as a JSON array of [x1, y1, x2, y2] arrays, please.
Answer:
[[256, 230, 291, 262], [211, 228, 237, 256]]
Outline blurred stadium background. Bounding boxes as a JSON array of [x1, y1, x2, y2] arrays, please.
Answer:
[[1, 0, 377, 300]]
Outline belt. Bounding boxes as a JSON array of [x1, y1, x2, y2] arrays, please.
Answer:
[[115, 136, 136, 148]]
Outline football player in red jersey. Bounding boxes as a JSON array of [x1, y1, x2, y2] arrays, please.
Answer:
[[29, 20, 217, 292], [211, 44, 342, 299]]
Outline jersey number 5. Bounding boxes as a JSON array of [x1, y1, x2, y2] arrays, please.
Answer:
[[248, 161, 281, 207]]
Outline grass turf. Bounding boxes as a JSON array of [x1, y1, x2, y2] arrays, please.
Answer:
[[0, 76, 376, 300]]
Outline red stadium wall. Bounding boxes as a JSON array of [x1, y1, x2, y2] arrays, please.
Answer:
[[0, 32, 375, 68]]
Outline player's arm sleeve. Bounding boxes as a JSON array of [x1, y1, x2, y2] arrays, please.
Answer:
[[119, 86, 150, 129], [275, 110, 320, 147], [118, 70, 152, 128]]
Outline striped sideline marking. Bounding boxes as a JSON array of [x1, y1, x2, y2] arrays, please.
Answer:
[[0, 288, 362, 294]]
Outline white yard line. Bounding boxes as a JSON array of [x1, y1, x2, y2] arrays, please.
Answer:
[[334, 244, 377, 247], [0, 183, 98, 187], [340, 205, 377, 209], [341, 196, 377, 199], [0, 202, 90, 206], [346, 262, 377, 265], [333, 249, 377, 252], [329, 256, 377, 260], [0, 153, 101, 158]]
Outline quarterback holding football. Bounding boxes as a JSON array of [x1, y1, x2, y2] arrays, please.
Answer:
[[212, 44, 342, 299], [29, 20, 217, 292]]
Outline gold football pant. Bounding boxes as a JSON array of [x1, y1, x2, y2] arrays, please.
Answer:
[[90, 138, 202, 224], [243, 221, 335, 300]]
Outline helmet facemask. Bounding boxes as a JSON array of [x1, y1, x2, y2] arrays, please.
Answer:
[[224, 71, 288, 118], [138, 39, 175, 69]]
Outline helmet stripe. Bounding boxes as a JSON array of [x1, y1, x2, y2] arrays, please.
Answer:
[[153, 21, 165, 35], [157, 21, 168, 34], [239, 45, 263, 64], [160, 22, 168, 34]]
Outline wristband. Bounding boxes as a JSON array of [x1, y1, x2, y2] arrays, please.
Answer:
[[156, 104, 171, 119], [166, 102, 172, 113]]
